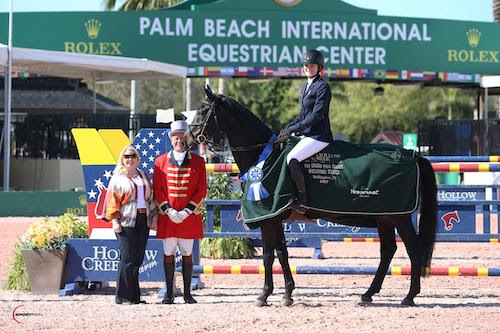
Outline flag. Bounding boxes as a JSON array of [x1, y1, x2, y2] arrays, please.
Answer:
[[439, 72, 448, 81], [323, 67, 336, 77], [234, 67, 248, 76], [386, 70, 399, 79], [288, 67, 303, 77], [220, 67, 235, 76], [260, 67, 274, 76], [361, 69, 373, 78], [247, 67, 260, 76], [351, 68, 362, 78], [410, 71, 424, 79], [205, 66, 221, 76], [274, 67, 289, 76], [132, 128, 172, 177], [374, 70, 386, 79], [423, 71, 436, 80]]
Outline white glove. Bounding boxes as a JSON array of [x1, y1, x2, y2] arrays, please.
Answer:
[[176, 208, 192, 222], [167, 208, 183, 224]]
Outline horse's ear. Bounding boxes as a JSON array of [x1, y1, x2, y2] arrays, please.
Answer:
[[204, 84, 215, 101]]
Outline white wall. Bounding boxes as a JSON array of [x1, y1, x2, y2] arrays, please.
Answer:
[[0, 159, 84, 191]]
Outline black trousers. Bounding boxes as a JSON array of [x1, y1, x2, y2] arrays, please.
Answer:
[[115, 212, 149, 302]]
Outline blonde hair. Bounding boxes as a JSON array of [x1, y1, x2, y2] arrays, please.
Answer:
[[114, 145, 141, 175]]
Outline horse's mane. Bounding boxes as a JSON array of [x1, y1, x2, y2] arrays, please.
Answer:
[[215, 94, 274, 174]]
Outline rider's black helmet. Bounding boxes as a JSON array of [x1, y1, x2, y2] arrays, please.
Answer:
[[302, 49, 324, 67]]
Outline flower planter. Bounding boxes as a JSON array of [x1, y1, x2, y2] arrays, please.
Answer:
[[22, 249, 67, 294]]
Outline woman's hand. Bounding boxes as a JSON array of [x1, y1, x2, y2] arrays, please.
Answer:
[[112, 220, 122, 234]]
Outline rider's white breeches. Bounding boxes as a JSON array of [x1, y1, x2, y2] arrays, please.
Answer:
[[286, 136, 329, 164]]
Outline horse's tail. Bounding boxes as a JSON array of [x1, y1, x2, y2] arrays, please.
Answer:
[[417, 156, 437, 277]]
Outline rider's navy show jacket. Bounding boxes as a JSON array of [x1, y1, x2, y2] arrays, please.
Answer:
[[288, 75, 333, 143]]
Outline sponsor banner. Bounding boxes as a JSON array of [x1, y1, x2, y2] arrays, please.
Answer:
[[1, 0, 499, 77]]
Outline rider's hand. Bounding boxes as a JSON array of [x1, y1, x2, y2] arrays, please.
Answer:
[[275, 127, 291, 144]]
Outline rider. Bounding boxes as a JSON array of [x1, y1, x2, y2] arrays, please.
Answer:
[[276, 49, 333, 211]]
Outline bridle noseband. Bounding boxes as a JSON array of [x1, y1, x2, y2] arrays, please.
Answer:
[[189, 100, 271, 153]]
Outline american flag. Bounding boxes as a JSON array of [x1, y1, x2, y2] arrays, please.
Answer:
[[132, 128, 173, 178], [82, 128, 172, 235]]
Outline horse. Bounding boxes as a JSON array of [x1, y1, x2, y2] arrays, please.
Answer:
[[187, 86, 437, 307]]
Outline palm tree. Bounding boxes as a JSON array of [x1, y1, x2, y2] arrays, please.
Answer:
[[494, 0, 500, 22], [104, 0, 183, 11]]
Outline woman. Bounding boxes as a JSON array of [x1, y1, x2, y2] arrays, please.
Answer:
[[276, 49, 333, 211], [105, 145, 157, 304]]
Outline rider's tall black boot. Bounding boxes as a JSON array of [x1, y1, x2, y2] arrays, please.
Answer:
[[162, 260, 175, 304], [289, 158, 308, 211], [182, 261, 197, 304]]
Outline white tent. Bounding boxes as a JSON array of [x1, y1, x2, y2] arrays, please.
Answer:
[[0, 43, 187, 80], [1, 43, 187, 191]]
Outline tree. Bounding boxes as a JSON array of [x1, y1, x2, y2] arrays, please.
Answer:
[[104, 0, 183, 10], [330, 82, 476, 143]]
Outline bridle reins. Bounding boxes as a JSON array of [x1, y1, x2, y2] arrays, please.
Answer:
[[188, 100, 271, 153]]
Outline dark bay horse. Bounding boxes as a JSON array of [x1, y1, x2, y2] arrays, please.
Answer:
[[187, 86, 437, 307]]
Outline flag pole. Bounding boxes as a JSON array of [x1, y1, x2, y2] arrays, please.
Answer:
[[3, 0, 13, 191]]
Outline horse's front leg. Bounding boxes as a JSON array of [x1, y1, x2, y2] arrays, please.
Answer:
[[255, 223, 276, 307], [275, 222, 295, 306]]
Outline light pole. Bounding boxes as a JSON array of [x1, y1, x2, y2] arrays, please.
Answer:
[[3, 0, 13, 191]]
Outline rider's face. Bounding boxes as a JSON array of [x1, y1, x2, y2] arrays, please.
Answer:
[[303, 63, 319, 78]]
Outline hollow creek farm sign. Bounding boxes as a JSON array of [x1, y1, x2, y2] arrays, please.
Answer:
[[1, 0, 499, 82]]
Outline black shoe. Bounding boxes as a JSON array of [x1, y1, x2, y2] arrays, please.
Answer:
[[132, 300, 147, 304], [163, 261, 176, 305], [115, 297, 123, 304], [161, 297, 174, 304], [182, 261, 197, 304], [184, 295, 197, 304]]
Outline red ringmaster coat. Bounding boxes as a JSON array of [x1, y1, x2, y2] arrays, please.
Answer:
[[153, 151, 207, 239]]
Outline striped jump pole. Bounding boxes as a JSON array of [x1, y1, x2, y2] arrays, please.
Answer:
[[205, 163, 500, 173], [206, 163, 240, 173], [331, 237, 500, 243], [189, 265, 500, 277], [426, 156, 500, 162], [431, 163, 500, 172]]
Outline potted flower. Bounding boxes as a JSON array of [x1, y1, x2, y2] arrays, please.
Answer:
[[18, 213, 88, 294]]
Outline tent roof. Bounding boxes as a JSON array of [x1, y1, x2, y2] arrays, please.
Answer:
[[0, 43, 187, 80]]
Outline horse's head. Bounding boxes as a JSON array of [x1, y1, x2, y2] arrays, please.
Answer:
[[186, 85, 228, 149]]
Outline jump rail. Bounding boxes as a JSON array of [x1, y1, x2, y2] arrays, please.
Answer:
[[188, 265, 500, 277], [205, 162, 500, 173]]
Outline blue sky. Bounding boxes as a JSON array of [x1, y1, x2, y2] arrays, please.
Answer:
[[0, 0, 494, 22]]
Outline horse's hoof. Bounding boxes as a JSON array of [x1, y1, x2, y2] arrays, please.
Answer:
[[401, 298, 416, 307], [254, 299, 268, 307], [361, 294, 373, 303], [281, 297, 293, 307]]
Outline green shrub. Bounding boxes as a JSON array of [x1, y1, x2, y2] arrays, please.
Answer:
[[3, 244, 30, 291]]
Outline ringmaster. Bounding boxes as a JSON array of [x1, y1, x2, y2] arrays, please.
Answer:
[[153, 120, 207, 304]]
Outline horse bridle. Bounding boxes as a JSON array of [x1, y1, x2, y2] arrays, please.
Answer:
[[188, 100, 271, 153]]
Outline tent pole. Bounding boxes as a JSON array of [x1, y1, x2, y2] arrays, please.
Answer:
[[484, 87, 489, 155], [3, 0, 13, 192], [129, 80, 139, 139], [92, 76, 96, 114]]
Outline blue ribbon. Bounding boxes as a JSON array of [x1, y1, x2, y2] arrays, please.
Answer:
[[240, 134, 277, 201]]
